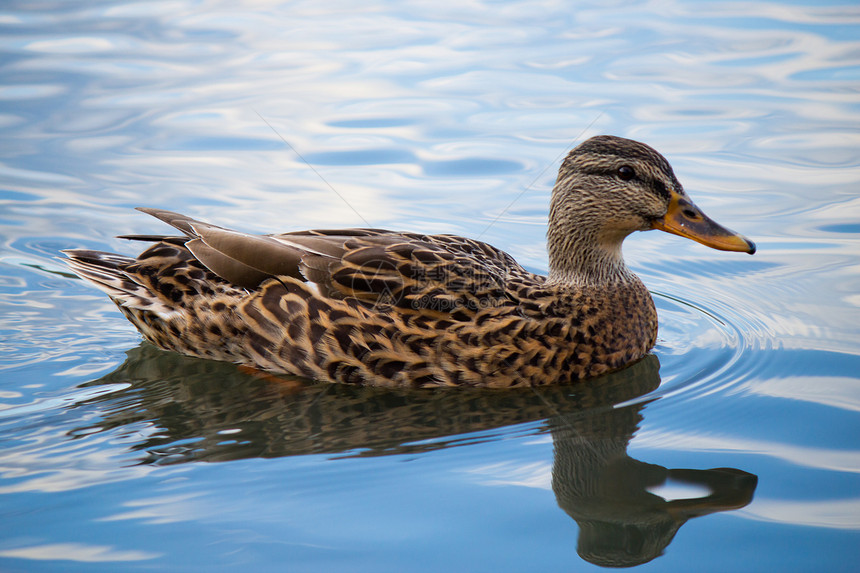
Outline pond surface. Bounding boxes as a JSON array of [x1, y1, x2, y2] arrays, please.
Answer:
[[1, 0, 859, 571]]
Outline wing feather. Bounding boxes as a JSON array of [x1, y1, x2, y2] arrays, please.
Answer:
[[127, 209, 527, 319]]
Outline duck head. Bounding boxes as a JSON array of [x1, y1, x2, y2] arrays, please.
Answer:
[[547, 135, 755, 284]]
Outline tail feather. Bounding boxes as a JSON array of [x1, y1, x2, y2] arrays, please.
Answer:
[[62, 249, 174, 315]]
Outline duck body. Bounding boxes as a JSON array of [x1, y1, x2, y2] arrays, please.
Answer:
[[64, 136, 754, 388]]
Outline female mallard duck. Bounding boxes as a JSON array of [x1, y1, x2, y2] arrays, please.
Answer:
[[64, 135, 754, 388]]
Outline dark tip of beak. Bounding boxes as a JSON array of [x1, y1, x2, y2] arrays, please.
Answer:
[[746, 239, 757, 255]]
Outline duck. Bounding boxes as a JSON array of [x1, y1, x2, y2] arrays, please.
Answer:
[[63, 135, 755, 388]]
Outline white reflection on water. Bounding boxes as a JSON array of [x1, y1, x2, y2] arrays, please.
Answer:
[[742, 497, 860, 530], [97, 493, 206, 525], [633, 429, 860, 475], [24, 37, 117, 54], [0, 424, 163, 494], [464, 460, 553, 490], [0, 543, 160, 563], [744, 376, 860, 413]]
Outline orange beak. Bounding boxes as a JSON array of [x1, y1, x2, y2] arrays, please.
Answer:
[[652, 190, 756, 254]]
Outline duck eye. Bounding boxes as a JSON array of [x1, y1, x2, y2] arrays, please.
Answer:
[[617, 166, 635, 181]]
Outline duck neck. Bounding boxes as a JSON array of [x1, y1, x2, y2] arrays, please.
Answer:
[[546, 217, 634, 288]]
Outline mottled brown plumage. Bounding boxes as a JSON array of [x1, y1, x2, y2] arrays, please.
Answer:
[[63, 135, 755, 387]]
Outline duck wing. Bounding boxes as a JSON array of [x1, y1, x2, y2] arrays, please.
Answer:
[[120, 208, 351, 288], [128, 209, 525, 318], [284, 230, 524, 316]]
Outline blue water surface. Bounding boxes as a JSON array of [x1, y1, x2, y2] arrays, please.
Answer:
[[1, 1, 859, 571]]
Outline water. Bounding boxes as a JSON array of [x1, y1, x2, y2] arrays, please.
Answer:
[[1, 0, 859, 570]]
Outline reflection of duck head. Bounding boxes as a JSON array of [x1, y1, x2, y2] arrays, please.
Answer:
[[71, 344, 756, 567], [557, 461, 756, 567], [549, 384, 757, 568]]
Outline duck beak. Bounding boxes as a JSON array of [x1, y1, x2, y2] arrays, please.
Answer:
[[652, 190, 756, 254]]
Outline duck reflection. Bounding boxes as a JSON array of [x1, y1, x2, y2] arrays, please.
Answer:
[[72, 344, 756, 568], [549, 398, 756, 567]]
